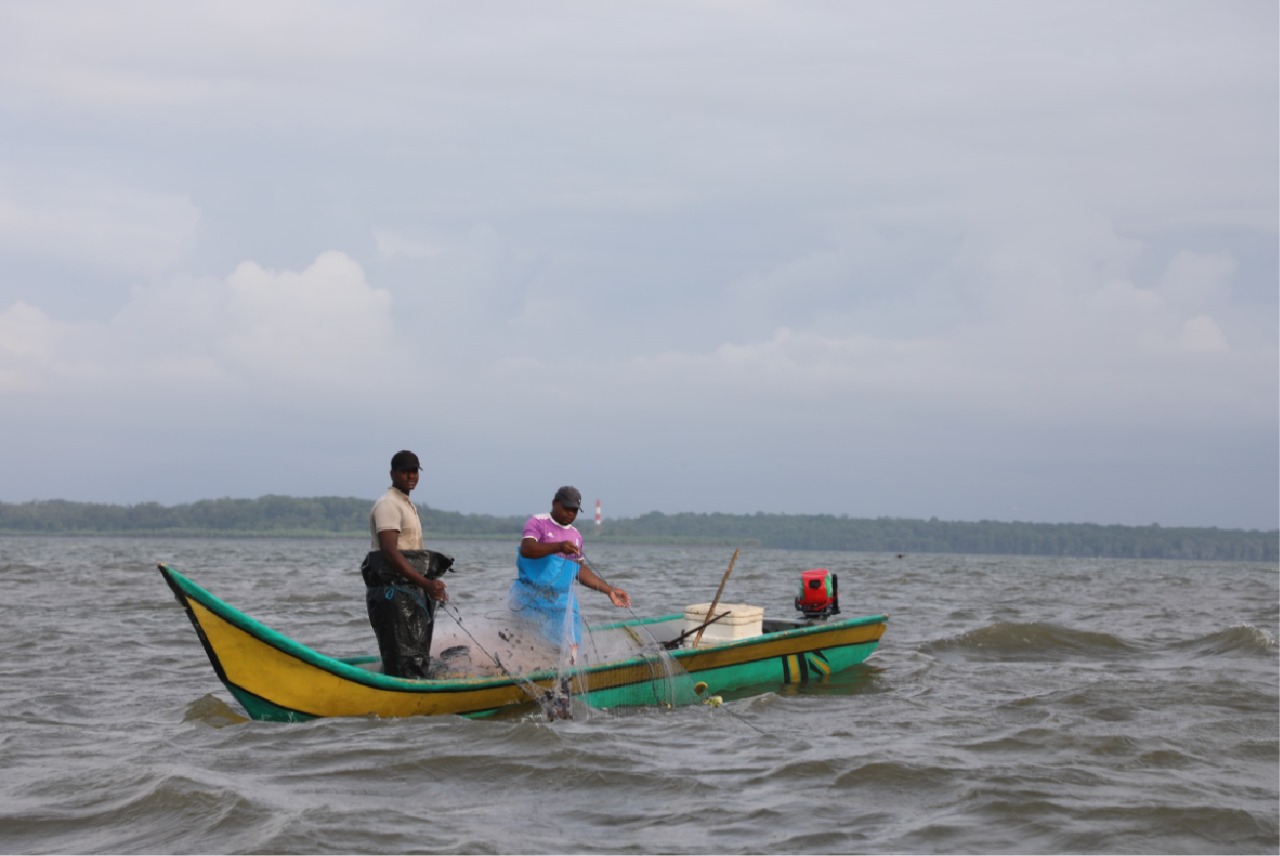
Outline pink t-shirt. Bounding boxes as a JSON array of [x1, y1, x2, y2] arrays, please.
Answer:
[[522, 513, 581, 553]]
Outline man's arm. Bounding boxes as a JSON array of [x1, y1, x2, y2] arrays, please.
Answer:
[[520, 536, 580, 559], [578, 562, 631, 608], [378, 529, 447, 602]]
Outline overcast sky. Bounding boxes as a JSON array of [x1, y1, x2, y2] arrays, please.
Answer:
[[0, 1, 1275, 530]]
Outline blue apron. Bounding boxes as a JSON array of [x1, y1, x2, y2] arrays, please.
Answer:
[[509, 551, 582, 646]]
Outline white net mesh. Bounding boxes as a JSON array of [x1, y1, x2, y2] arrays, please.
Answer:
[[435, 582, 703, 719]]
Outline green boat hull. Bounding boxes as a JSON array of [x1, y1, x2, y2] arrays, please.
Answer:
[[160, 563, 888, 721]]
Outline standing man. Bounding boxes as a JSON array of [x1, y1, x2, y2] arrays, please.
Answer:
[[360, 450, 448, 679], [510, 485, 630, 650]]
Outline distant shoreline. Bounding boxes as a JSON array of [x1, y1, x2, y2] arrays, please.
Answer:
[[1, 497, 1274, 562], [0, 531, 750, 547]]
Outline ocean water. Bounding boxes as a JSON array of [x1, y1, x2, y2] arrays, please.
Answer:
[[0, 536, 1276, 854]]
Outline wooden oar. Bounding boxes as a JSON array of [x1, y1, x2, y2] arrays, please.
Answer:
[[692, 548, 740, 648]]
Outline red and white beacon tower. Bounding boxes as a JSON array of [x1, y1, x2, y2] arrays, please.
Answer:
[[594, 499, 602, 534]]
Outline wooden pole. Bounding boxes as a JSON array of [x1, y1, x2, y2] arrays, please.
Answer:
[[664, 610, 731, 650], [692, 548, 740, 648]]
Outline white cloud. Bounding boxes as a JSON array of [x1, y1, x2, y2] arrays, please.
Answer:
[[0, 301, 72, 392], [0, 177, 199, 273], [0, 252, 405, 398], [223, 251, 399, 387], [600, 198, 1271, 434], [0, 2, 385, 114], [373, 229, 441, 262], [1156, 250, 1236, 310], [1172, 315, 1229, 354], [625, 326, 954, 402]]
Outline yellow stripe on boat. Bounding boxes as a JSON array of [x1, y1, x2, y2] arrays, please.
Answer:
[[187, 600, 528, 718], [676, 623, 884, 671]]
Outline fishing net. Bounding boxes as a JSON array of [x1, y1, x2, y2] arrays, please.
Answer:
[[577, 612, 704, 713], [433, 580, 704, 719]]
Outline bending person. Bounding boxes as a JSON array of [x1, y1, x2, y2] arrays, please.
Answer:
[[360, 450, 449, 679], [510, 485, 630, 652]]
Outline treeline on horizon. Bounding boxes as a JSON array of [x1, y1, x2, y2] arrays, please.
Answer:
[[0, 496, 1275, 562]]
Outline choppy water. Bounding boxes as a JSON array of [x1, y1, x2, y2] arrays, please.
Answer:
[[0, 536, 1276, 854]]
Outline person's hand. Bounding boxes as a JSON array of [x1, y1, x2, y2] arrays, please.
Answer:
[[607, 587, 631, 608], [559, 541, 581, 556], [424, 579, 448, 603]]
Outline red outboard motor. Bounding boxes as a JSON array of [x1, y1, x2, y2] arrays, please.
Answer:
[[795, 568, 839, 619]]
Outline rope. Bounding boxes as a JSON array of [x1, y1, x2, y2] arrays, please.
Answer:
[[370, 584, 429, 612]]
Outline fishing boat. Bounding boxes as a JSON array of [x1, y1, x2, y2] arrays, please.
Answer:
[[158, 562, 888, 722]]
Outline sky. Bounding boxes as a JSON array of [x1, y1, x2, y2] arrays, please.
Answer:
[[0, 1, 1276, 530]]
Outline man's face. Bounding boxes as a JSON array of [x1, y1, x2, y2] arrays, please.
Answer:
[[551, 500, 580, 526], [391, 467, 420, 494]]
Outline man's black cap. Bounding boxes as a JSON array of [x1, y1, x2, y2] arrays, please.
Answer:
[[554, 486, 583, 510], [391, 450, 421, 472]]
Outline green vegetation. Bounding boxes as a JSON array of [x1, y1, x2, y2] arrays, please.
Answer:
[[0, 496, 1274, 562], [0, 497, 523, 540], [600, 511, 1277, 561]]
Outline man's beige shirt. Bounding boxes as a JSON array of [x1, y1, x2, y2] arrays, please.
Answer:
[[369, 487, 423, 551]]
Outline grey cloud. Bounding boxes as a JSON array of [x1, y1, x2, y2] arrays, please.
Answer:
[[0, 1, 1273, 529]]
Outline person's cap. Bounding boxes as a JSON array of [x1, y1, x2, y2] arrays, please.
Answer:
[[390, 450, 421, 472], [553, 486, 583, 510]]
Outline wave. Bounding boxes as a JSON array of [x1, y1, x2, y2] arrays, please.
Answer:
[[920, 622, 1139, 661], [182, 693, 249, 726], [921, 621, 1278, 667], [1172, 624, 1278, 657]]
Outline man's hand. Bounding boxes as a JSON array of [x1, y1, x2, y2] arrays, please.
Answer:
[[423, 578, 448, 603], [559, 540, 581, 556]]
